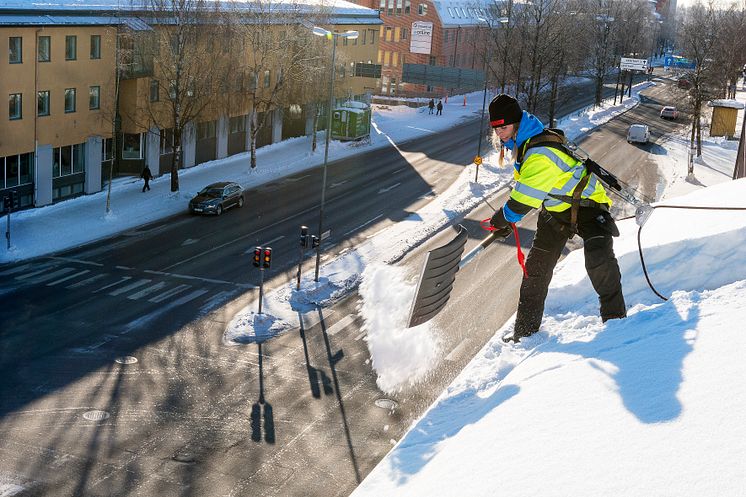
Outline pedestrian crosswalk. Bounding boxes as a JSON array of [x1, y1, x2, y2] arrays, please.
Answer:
[[0, 260, 251, 314]]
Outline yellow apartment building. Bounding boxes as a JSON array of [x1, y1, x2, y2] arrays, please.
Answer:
[[0, 0, 381, 211]]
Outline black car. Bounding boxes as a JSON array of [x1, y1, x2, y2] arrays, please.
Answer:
[[189, 182, 244, 215]]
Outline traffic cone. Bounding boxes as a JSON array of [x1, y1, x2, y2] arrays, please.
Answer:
[[445, 95, 448, 104], [463, 95, 467, 106]]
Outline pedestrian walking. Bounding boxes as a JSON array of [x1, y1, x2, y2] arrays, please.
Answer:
[[141, 165, 153, 192], [487, 94, 626, 343], [436, 100, 443, 116], [428, 98, 435, 114]]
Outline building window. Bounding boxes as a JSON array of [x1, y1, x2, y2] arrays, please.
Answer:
[[9, 37, 22, 64], [229, 116, 245, 134], [418, 3, 427, 15], [402, 28, 408, 40], [160, 128, 174, 155], [65, 35, 77, 60], [387, 0, 394, 15], [102, 137, 113, 161], [385, 27, 392, 41], [263, 70, 271, 88], [52, 143, 85, 177], [1, 153, 33, 189], [396, 0, 403, 15], [64, 88, 76, 113], [9, 93, 22, 120], [122, 133, 143, 159], [379, 0, 385, 13], [89, 86, 100, 110], [392, 52, 398, 67], [150, 79, 159, 102], [343, 36, 348, 46], [404, 0, 411, 14], [196, 121, 216, 140], [38, 90, 50, 116], [90, 35, 101, 59], [38, 36, 51, 62], [362, 30, 367, 45]]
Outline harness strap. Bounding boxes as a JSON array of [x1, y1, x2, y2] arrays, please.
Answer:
[[569, 173, 591, 235]]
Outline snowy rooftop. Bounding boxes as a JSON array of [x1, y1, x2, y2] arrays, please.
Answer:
[[708, 99, 746, 109], [431, 0, 503, 28], [0, 0, 381, 25]]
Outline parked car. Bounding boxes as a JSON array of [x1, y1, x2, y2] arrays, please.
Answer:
[[660, 106, 679, 120], [627, 124, 650, 144], [189, 182, 244, 215]]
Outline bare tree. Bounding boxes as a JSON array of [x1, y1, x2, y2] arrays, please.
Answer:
[[133, 0, 228, 192], [711, 3, 746, 99], [679, 3, 719, 163], [224, 1, 325, 169]]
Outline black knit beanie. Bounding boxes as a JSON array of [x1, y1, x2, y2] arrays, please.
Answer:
[[489, 94, 522, 127]]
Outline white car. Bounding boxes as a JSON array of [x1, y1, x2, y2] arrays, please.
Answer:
[[627, 124, 650, 144]]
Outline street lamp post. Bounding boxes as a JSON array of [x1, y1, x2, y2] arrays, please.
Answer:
[[474, 17, 508, 182], [309, 26, 358, 282]]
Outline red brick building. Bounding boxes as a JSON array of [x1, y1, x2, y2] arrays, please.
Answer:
[[355, 0, 502, 96]]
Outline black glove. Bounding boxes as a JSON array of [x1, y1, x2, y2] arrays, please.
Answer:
[[490, 208, 512, 238]]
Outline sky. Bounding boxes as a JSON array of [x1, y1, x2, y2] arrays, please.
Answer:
[[2, 74, 745, 496]]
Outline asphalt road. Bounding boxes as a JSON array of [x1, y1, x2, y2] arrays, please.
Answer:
[[0, 73, 687, 497]]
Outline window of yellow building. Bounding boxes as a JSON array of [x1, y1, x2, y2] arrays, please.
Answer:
[[383, 51, 390, 66], [394, 27, 400, 42], [392, 52, 398, 67]]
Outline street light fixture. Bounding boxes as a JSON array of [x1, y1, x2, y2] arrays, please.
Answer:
[[309, 25, 358, 282]]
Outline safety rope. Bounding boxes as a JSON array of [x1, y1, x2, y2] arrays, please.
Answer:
[[637, 204, 746, 301]]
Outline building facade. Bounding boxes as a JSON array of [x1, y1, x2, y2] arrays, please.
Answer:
[[1, 0, 381, 212], [355, 0, 500, 97]]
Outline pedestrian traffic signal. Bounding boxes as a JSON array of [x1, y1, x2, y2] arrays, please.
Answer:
[[311, 235, 320, 248], [253, 246, 262, 267], [263, 247, 272, 268]]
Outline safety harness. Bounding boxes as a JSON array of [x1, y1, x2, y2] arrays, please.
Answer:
[[516, 129, 616, 235]]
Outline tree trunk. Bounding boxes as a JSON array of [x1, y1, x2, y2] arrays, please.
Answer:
[[250, 110, 257, 169]]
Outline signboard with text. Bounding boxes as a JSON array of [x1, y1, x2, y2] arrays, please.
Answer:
[[620, 57, 648, 71], [410, 21, 433, 55]]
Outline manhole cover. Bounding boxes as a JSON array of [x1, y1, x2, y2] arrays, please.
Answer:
[[374, 398, 398, 410], [83, 410, 110, 421], [115, 356, 138, 365]]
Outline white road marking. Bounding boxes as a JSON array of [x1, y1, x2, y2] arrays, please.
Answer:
[[182, 238, 199, 246], [0, 263, 35, 275], [149, 284, 191, 303], [342, 214, 383, 237], [354, 331, 366, 341], [330, 180, 349, 188], [93, 276, 132, 293], [14, 267, 55, 280], [47, 269, 91, 286], [109, 279, 151, 296], [327, 314, 356, 336], [66, 273, 107, 288], [378, 183, 401, 194], [49, 256, 103, 267], [23, 267, 76, 284], [171, 288, 210, 305], [300, 309, 336, 330], [445, 339, 470, 362], [116, 265, 132, 270], [127, 281, 168, 300], [244, 235, 285, 253]]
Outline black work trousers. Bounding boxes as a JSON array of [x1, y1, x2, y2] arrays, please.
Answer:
[[513, 207, 626, 339]]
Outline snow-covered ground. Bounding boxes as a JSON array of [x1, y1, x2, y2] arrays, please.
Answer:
[[3, 75, 745, 496]]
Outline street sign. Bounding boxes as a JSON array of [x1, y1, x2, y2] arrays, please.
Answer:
[[620, 57, 648, 71]]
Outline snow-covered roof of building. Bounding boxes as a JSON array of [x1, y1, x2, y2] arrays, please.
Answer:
[[0, 0, 381, 26], [431, 0, 502, 28], [708, 99, 746, 110]]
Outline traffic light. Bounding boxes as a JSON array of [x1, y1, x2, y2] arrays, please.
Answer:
[[10, 191, 19, 210], [311, 235, 320, 248], [300, 225, 309, 248], [263, 247, 272, 268], [252, 246, 262, 267], [2, 196, 9, 211]]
